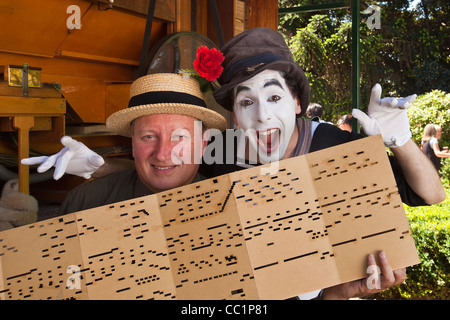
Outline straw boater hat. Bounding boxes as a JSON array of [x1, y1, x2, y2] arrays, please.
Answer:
[[106, 73, 228, 137], [213, 27, 310, 115]]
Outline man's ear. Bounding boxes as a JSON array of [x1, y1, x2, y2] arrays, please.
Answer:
[[202, 129, 210, 149], [202, 137, 209, 154], [233, 112, 238, 125], [295, 96, 301, 115]]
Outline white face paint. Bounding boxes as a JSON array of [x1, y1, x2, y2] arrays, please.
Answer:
[[232, 69, 301, 163]]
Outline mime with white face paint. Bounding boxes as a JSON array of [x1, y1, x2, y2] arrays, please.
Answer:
[[202, 27, 445, 209], [232, 70, 301, 164], [199, 27, 446, 300]]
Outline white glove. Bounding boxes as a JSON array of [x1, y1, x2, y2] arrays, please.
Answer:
[[352, 83, 416, 148], [21, 136, 105, 180]]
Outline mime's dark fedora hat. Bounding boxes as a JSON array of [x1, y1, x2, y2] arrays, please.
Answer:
[[213, 27, 310, 115]]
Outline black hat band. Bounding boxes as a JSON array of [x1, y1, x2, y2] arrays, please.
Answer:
[[128, 91, 206, 108]]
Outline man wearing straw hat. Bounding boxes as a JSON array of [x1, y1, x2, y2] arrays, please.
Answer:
[[50, 72, 227, 215], [206, 27, 444, 208]]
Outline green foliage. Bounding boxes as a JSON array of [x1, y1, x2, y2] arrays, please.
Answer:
[[412, 61, 450, 95], [280, 0, 450, 121], [441, 159, 450, 182], [406, 201, 450, 300], [287, 15, 357, 121], [408, 90, 450, 147]]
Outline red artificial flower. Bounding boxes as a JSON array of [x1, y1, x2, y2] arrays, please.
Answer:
[[193, 46, 225, 82]]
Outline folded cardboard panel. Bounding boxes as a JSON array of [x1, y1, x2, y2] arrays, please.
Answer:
[[0, 135, 419, 299]]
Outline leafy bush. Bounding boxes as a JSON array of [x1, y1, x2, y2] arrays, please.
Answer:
[[408, 90, 450, 147], [439, 159, 450, 187], [404, 200, 450, 299]]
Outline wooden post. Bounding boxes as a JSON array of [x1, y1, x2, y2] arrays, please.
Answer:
[[13, 116, 35, 194]]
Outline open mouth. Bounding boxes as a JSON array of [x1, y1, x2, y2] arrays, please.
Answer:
[[256, 128, 280, 154]]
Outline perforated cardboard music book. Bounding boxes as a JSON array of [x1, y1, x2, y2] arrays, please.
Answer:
[[0, 135, 419, 300]]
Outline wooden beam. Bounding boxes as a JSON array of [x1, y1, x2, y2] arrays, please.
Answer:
[[0, 96, 66, 117], [13, 116, 35, 194], [96, 0, 176, 21]]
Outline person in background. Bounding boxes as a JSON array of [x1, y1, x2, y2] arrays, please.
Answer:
[[337, 115, 353, 132], [306, 103, 324, 119], [422, 124, 450, 173], [306, 103, 334, 125]]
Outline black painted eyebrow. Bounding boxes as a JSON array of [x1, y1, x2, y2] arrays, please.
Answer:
[[263, 79, 284, 90], [235, 85, 251, 97], [235, 79, 284, 98]]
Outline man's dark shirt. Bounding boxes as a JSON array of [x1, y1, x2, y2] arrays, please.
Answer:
[[59, 170, 205, 215]]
